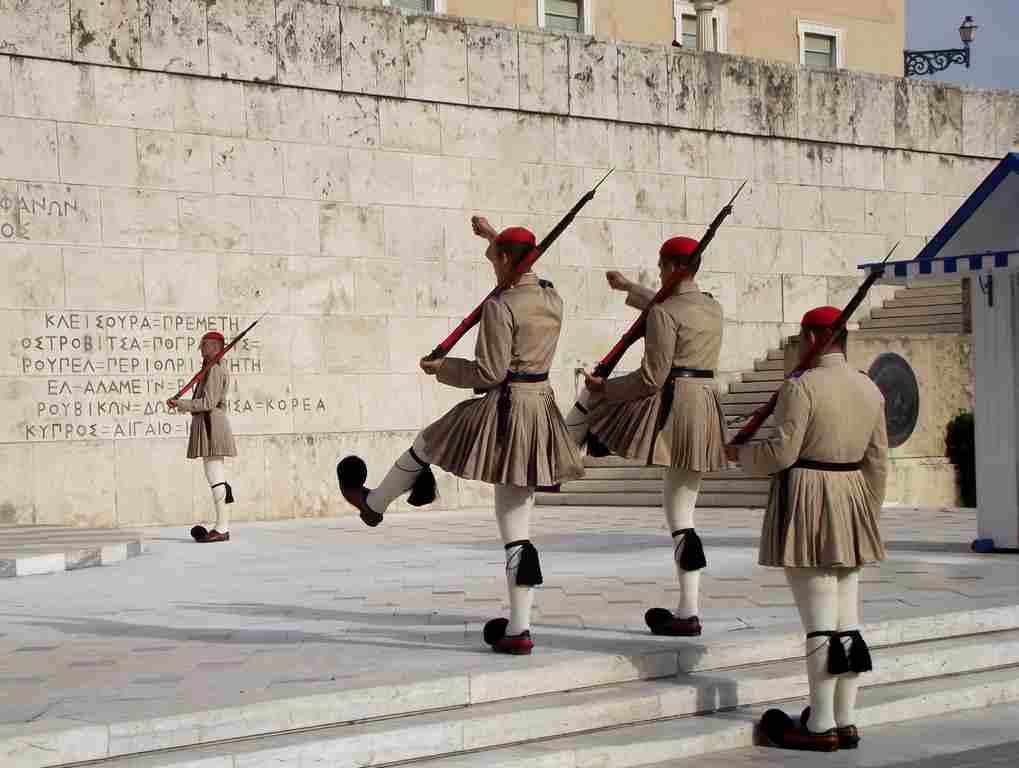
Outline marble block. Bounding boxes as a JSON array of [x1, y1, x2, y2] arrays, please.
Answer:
[[404, 13, 467, 104], [668, 49, 712, 130], [70, 0, 141, 67], [467, 23, 518, 109], [569, 37, 618, 120], [207, 0, 277, 81], [617, 43, 667, 126], [276, 0, 342, 91], [339, 3, 404, 97], [140, 0, 209, 75], [0, 0, 71, 59], [518, 29, 568, 115]]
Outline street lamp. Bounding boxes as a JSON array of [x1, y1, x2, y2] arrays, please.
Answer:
[[904, 15, 979, 77]]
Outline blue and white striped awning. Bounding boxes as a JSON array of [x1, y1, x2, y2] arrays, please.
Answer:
[[860, 249, 1019, 285], [860, 152, 1019, 285]]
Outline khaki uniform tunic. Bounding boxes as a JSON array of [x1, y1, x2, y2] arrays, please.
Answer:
[[421, 272, 584, 487], [739, 354, 888, 568], [588, 280, 727, 471], [175, 362, 238, 459]]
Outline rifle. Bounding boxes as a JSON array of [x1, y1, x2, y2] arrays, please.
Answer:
[[167, 313, 266, 403], [423, 168, 615, 361], [590, 179, 748, 380], [727, 241, 901, 446]]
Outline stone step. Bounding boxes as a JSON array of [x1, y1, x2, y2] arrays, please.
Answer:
[[535, 492, 769, 507], [419, 668, 1019, 768], [721, 391, 775, 405], [881, 293, 964, 309], [754, 358, 785, 372], [727, 380, 783, 394], [871, 305, 964, 320], [740, 369, 785, 383], [894, 283, 962, 298], [68, 628, 1019, 768], [555, 479, 771, 494], [860, 313, 965, 329], [581, 467, 765, 482], [10, 606, 1017, 768], [656, 701, 1019, 768], [765, 348, 784, 360], [718, 401, 766, 417], [857, 322, 964, 335]]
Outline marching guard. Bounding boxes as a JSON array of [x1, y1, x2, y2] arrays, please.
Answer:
[[727, 305, 888, 751], [168, 331, 238, 543], [338, 216, 584, 655], [566, 236, 727, 637]]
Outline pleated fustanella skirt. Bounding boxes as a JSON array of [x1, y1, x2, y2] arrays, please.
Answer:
[[420, 381, 585, 487], [758, 467, 887, 568], [186, 408, 237, 459], [588, 378, 727, 472]]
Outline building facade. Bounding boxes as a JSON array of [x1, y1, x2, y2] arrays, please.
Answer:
[[385, 0, 906, 76]]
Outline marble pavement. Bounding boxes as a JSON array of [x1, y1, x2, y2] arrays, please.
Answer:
[[1, 502, 1017, 735]]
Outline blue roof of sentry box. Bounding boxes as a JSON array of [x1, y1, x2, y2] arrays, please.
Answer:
[[860, 152, 1019, 283]]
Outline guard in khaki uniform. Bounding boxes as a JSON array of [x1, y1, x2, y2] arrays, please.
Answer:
[[566, 236, 726, 637], [168, 331, 238, 543], [727, 306, 888, 752], [338, 218, 584, 655]]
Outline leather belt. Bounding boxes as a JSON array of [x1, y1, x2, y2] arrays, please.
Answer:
[[791, 459, 863, 471], [670, 366, 715, 378], [490, 371, 550, 439]]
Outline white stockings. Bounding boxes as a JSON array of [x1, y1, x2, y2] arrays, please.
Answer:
[[665, 467, 703, 618], [203, 457, 229, 534], [369, 435, 432, 514], [785, 567, 863, 732], [495, 485, 536, 635]]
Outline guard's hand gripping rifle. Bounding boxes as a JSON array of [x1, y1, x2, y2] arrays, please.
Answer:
[[167, 313, 266, 403], [727, 241, 901, 446], [423, 169, 615, 362], [588, 179, 748, 381]]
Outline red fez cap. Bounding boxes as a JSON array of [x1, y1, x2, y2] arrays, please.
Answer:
[[201, 331, 226, 345], [495, 226, 537, 248], [660, 236, 700, 260], [801, 306, 841, 328]]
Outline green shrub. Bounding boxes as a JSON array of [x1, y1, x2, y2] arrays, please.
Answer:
[[945, 411, 976, 507]]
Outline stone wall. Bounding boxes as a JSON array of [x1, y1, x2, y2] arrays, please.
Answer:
[[0, 0, 1015, 527]]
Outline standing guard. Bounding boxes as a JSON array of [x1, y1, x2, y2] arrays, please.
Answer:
[[567, 236, 727, 637], [727, 306, 888, 751], [168, 331, 238, 543], [337, 217, 584, 655]]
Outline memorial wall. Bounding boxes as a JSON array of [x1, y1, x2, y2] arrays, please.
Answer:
[[0, 0, 1014, 526]]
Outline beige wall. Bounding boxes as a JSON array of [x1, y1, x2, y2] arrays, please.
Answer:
[[444, 0, 904, 76]]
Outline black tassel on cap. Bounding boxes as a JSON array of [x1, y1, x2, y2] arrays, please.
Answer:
[[407, 466, 437, 507], [844, 630, 873, 673], [672, 528, 707, 571], [506, 540, 543, 586]]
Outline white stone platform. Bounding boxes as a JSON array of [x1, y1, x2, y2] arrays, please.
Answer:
[[0, 526, 145, 578], [1, 505, 1016, 767]]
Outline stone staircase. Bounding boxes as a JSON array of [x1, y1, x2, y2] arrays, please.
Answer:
[[22, 605, 1019, 768], [538, 280, 966, 510]]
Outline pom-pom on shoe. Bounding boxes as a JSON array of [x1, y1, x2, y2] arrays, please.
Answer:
[[190, 525, 208, 542], [645, 608, 702, 636], [759, 708, 838, 752], [337, 456, 384, 527], [482, 617, 534, 655]]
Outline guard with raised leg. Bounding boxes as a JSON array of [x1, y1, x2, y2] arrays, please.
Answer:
[[727, 305, 888, 751], [338, 217, 584, 655]]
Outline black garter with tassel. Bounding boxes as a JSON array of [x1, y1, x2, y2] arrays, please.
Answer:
[[808, 630, 873, 674], [405, 447, 437, 507], [211, 482, 234, 504], [672, 528, 707, 571], [506, 539, 543, 586]]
